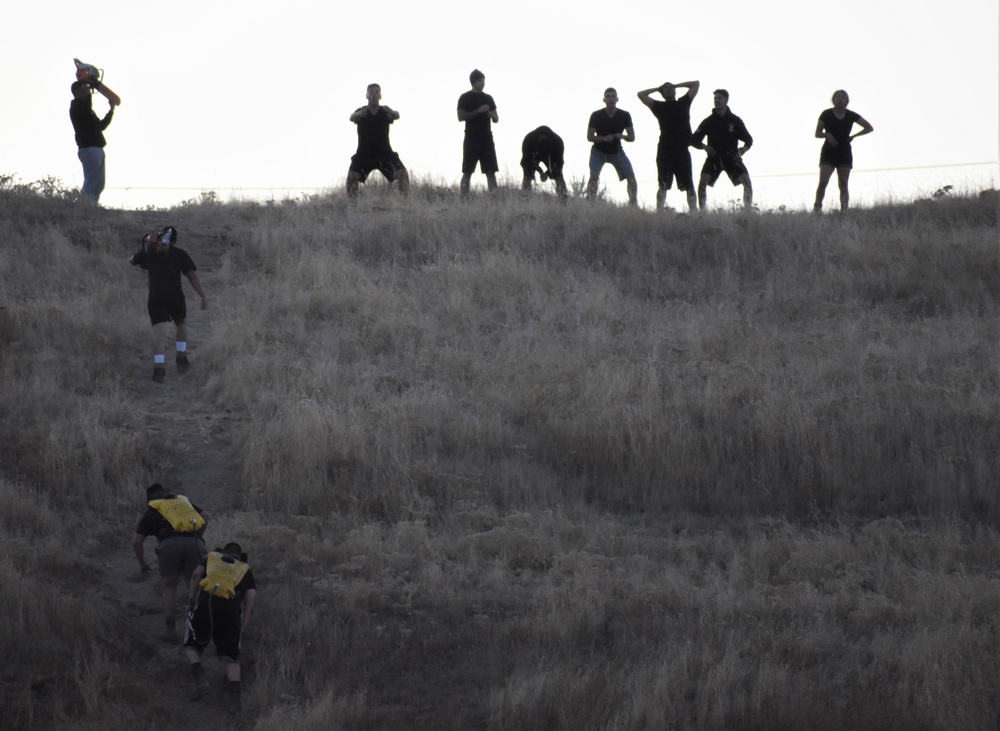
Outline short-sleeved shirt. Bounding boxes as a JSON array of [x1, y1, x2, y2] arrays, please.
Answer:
[[520, 125, 565, 177], [130, 246, 197, 301], [457, 91, 497, 139], [135, 499, 206, 543], [649, 93, 694, 148], [353, 106, 397, 156], [588, 108, 634, 155], [818, 108, 861, 147], [691, 109, 753, 155]]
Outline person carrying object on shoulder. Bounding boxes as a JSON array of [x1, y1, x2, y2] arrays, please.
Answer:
[[69, 80, 116, 204], [129, 227, 208, 383]]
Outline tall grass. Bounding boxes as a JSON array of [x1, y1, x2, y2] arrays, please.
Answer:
[[2, 177, 998, 729]]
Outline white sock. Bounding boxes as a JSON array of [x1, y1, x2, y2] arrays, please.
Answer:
[[154, 354, 166, 364], [176, 342, 187, 353]]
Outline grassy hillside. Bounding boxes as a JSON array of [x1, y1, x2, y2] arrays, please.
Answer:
[[1, 176, 998, 729]]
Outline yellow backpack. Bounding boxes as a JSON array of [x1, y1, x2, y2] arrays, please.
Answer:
[[149, 495, 205, 533], [200, 552, 250, 599]]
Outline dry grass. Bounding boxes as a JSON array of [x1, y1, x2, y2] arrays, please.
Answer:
[[1, 176, 998, 729]]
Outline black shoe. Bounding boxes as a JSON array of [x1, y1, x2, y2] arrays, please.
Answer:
[[227, 692, 242, 713], [176, 352, 190, 374], [188, 678, 211, 701], [152, 365, 166, 383]]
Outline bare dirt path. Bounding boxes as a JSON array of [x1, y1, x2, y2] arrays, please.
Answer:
[[88, 212, 247, 731]]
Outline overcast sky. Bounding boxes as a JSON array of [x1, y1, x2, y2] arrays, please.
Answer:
[[4, 0, 998, 210]]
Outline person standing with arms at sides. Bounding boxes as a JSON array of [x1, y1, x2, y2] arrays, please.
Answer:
[[587, 88, 638, 206], [691, 88, 754, 211], [347, 83, 409, 197], [813, 90, 873, 212], [457, 69, 499, 196], [637, 80, 699, 212], [69, 80, 116, 204]]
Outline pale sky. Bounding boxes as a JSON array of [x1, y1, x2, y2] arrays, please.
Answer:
[[5, 0, 998, 210]]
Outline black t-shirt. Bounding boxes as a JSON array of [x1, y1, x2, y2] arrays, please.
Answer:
[[692, 109, 753, 154], [649, 93, 693, 147], [69, 98, 113, 148], [457, 91, 496, 139], [520, 125, 565, 170], [588, 108, 633, 154], [135, 498, 206, 542], [131, 246, 197, 300], [819, 108, 861, 147], [353, 106, 396, 155]]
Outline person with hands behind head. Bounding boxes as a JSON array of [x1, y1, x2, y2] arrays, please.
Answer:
[[457, 69, 500, 196], [347, 83, 409, 197], [638, 79, 699, 212], [813, 89, 873, 212], [587, 88, 638, 206]]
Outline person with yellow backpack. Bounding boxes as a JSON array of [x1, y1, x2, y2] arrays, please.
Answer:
[[183, 541, 257, 714], [133, 483, 209, 643]]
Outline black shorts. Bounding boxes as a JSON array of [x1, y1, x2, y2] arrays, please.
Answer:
[[349, 151, 406, 182], [462, 135, 499, 175], [155, 535, 206, 580], [656, 145, 694, 191], [819, 143, 853, 169], [700, 151, 749, 187], [183, 594, 243, 661], [148, 294, 186, 327]]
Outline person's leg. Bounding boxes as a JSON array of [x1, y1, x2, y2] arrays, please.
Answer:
[[161, 575, 179, 640], [460, 174, 472, 197], [151, 321, 169, 381], [656, 184, 667, 211], [77, 148, 105, 204], [698, 175, 710, 210], [394, 168, 410, 195], [587, 151, 603, 201], [346, 170, 362, 198], [815, 165, 835, 210], [554, 176, 568, 200], [486, 173, 498, 192], [626, 176, 638, 207], [836, 167, 851, 210], [226, 661, 242, 712], [741, 174, 753, 209], [686, 188, 697, 212]]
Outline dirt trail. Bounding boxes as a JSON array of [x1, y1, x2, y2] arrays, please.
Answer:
[[90, 213, 245, 731]]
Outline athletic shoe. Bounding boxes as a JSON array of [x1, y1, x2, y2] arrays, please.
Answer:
[[227, 690, 242, 713], [188, 679, 211, 702], [153, 365, 166, 383], [176, 352, 190, 374]]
